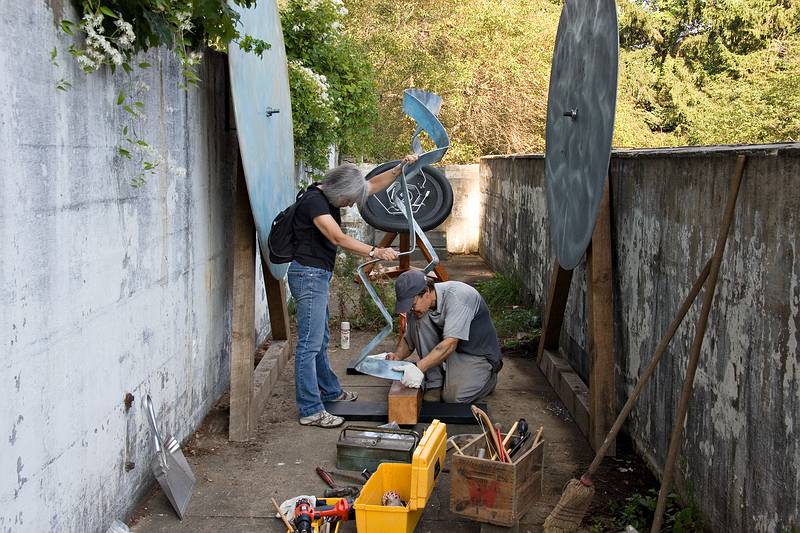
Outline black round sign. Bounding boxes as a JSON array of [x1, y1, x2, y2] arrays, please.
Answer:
[[359, 161, 454, 233]]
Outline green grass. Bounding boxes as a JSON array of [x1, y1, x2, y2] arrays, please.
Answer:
[[475, 274, 541, 350]]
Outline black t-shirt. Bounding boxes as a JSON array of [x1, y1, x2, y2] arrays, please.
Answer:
[[292, 185, 341, 271]]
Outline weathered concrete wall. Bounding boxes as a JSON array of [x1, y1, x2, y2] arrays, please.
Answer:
[[346, 163, 481, 253], [0, 3, 268, 531], [480, 144, 800, 532]]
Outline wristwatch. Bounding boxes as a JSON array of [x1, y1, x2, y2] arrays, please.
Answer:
[[369, 246, 376, 258]]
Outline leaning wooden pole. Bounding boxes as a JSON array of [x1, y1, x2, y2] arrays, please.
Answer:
[[650, 155, 747, 533]]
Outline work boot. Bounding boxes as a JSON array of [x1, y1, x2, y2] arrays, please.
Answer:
[[299, 410, 344, 428], [423, 387, 442, 402]]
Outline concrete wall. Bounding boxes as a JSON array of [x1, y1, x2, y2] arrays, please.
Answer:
[[480, 144, 800, 532], [0, 3, 268, 531]]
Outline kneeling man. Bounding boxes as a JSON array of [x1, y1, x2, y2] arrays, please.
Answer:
[[388, 270, 503, 403]]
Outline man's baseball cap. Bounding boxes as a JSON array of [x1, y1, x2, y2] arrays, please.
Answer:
[[394, 270, 428, 314]]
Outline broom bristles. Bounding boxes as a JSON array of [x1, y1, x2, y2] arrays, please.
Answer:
[[543, 477, 595, 533]]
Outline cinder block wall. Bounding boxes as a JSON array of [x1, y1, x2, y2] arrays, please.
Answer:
[[0, 3, 268, 531], [479, 144, 800, 532]]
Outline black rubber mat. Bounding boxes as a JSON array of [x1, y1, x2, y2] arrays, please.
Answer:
[[323, 401, 488, 424]]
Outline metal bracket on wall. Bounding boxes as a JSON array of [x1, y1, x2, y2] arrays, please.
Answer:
[[349, 89, 450, 381]]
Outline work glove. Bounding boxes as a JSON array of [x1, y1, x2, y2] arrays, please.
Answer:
[[366, 352, 388, 360], [392, 363, 424, 388]]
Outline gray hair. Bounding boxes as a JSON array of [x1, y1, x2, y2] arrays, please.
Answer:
[[319, 163, 367, 207]]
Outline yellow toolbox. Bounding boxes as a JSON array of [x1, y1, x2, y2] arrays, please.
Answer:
[[353, 419, 447, 533]]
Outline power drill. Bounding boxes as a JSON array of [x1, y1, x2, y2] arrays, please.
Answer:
[[293, 497, 353, 532], [293, 498, 315, 533]]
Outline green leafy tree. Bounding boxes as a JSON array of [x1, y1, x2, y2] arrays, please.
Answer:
[[618, 0, 800, 143], [281, 0, 379, 173]]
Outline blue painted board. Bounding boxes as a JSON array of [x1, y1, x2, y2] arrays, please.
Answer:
[[228, 0, 295, 279]]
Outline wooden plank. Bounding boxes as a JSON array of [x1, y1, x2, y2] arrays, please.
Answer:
[[417, 235, 449, 281], [586, 179, 616, 455], [536, 261, 573, 364], [399, 232, 411, 270], [264, 267, 290, 341], [250, 340, 292, 421], [388, 380, 423, 425], [229, 155, 256, 442]]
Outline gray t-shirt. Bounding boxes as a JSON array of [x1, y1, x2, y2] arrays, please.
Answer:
[[423, 281, 502, 371]]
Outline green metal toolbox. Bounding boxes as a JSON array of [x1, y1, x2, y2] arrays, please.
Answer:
[[336, 425, 420, 472]]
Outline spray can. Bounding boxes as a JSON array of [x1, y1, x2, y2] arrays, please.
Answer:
[[340, 321, 350, 349]]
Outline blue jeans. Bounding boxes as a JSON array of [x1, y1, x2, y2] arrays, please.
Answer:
[[287, 261, 343, 417]]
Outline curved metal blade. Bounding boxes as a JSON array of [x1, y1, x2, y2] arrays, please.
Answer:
[[354, 359, 417, 380], [348, 89, 450, 378]]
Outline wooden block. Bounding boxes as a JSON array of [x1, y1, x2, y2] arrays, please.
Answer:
[[388, 380, 422, 425], [251, 340, 292, 423], [450, 431, 544, 527]]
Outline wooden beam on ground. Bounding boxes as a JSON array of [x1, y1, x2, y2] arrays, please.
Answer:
[[230, 156, 256, 442], [539, 349, 590, 439], [586, 180, 616, 455], [251, 340, 292, 422]]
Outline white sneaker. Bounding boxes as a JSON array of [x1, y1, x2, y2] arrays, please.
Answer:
[[299, 410, 345, 428]]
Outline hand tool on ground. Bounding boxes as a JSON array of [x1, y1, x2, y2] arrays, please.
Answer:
[[316, 466, 360, 498], [144, 395, 196, 520], [316, 466, 337, 489], [323, 486, 360, 498], [329, 471, 366, 486], [543, 156, 747, 533]]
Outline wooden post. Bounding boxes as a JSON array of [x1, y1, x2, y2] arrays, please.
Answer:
[[264, 264, 290, 341], [536, 261, 573, 364], [399, 232, 411, 271], [229, 156, 256, 442], [586, 180, 615, 455]]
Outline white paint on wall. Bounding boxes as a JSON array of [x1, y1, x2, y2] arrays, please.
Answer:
[[0, 3, 267, 531]]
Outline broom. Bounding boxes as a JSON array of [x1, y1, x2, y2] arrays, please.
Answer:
[[544, 155, 747, 533], [543, 260, 710, 532]]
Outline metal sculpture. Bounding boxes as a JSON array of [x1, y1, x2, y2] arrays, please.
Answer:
[[350, 89, 451, 380], [228, 0, 296, 280], [544, 0, 619, 270]]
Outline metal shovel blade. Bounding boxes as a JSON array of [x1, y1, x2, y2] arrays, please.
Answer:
[[149, 449, 195, 520], [354, 358, 416, 381], [145, 395, 195, 520]]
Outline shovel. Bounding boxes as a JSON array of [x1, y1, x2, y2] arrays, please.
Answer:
[[144, 394, 196, 520]]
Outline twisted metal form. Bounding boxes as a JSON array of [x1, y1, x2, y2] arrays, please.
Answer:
[[350, 89, 450, 380]]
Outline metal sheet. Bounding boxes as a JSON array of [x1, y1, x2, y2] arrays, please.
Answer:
[[544, 0, 618, 270], [228, 0, 296, 279]]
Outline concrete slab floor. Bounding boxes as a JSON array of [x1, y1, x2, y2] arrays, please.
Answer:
[[129, 256, 648, 533]]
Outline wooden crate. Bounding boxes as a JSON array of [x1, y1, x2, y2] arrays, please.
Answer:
[[449, 432, 544, 526]]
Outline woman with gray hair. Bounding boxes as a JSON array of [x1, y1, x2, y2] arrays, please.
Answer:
[[289, 154, 418, 428]]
